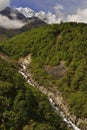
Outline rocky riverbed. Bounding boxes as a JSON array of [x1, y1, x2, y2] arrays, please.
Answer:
[[18, 55, 87, 130], [19, 63, 82, 130]]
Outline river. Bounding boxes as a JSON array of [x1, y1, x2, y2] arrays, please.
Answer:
[[19, 64, 81, 130]]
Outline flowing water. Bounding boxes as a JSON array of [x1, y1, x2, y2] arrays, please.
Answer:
[[49, 98, 80, 130], [19, 64, 81, 130]]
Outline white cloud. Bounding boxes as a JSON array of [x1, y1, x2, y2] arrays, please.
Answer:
[[54, 4, 64, 12], [35, 11, 62, 24], [0, 15, 25, 29], [17, 5, 87, 24], [17, 5, 64, 24], [35, 4, 64, 24], [67, 8, 87, 23], [17, 7, 35, 18], [0, 0, 10, 11], [17, 7, 60, 24], [36, 6, 87, 24], [54, 4, 64, 22]]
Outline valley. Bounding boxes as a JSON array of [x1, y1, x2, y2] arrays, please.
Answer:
[[0, 13, 87, 129]]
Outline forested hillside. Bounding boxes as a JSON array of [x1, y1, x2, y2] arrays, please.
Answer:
[[0, 58, 68, 130], [0, 17, 46, 42], [0, 22, 87, 126]]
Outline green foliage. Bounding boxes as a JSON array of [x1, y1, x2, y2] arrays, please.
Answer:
[[34, 123, 56, 130], [68, 92, 87, 117], [0, 22, 87, 118], [0, 59, 68, 130], [0, 33, 8, 42]]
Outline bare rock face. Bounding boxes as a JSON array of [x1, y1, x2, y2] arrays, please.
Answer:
[[19, 54, 32, 66], [45, 61, 67, 79]]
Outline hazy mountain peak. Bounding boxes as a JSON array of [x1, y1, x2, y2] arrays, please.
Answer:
[[0, 7, 26, 20], [17, 7, 35, 18], [0, 7, 46, 30], [16, 7, 63, 24]]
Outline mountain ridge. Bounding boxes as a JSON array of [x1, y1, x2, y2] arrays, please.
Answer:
[[0, 7, 46, 40], [0, 7, 46, 28], [0, 7, 27, 21], [17, 7, 35, 18]]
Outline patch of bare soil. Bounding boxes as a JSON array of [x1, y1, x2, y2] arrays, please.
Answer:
[[19, 54, 31, 66], [45, 61, 67, 79]]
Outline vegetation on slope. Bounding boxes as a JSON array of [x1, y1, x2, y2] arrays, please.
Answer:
[[0, 33, 8, 42], [0, 17, 46, 42], [0, 22, 87, 118], [0, 58, 68, 130]]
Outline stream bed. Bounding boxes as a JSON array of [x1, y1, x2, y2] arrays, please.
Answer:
[[19, 64, 81, 130]]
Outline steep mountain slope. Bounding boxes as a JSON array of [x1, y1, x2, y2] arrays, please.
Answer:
[[0, 7, 46, 27], [0, 7, 27, 21], [0, 17, 46, 39], [0, 7, 46, 41], [0, 22, 87, 129], [17, 7, 35, 18], [0, 55, 68, 130], [0, 33, 8, 42]]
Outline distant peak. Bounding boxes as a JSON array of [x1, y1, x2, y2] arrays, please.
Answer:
[[17, 7, 35, 18], [0, 7, 26, 21]]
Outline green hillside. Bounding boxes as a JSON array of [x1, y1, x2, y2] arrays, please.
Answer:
[[0, 33, 8, 42], [0, 58, 68, 130], [0, 18, 46, 42], [0, 22, 87, 119]]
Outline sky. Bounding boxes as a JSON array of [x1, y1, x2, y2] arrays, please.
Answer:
[[0, 0, 87, 25], [10, 0, 87, 14], [0, 0, 87, 14]]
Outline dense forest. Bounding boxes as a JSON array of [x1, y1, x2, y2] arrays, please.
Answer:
[[0, 58, 68, 130], [0, 22, 87, 128]]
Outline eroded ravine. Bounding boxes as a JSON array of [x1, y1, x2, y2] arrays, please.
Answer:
[[19, 62, 81, 130], [0, 53, 86, 130]]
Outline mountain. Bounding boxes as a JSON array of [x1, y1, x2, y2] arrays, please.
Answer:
[[0, 7, 46, 40], [17, 7, 35, 18], [0, 7, 27, 21], [0, 7, 87, 129], [16, 7, 50, 23], [16, 7, 60, 24], [0, 17, 46, 38], [0, 22, 87, 129], [0, 7, 46, 24]]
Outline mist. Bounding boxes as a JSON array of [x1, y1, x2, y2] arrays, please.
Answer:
[[0, 15, 25, 29]]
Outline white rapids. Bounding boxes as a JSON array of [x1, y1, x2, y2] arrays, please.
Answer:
[[19, 64, 81, 130], [49, 98, 80, 130]]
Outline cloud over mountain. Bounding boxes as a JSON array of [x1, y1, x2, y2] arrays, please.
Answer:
[[0, 1, 87, 28], [17, 4, 87, 24], [67, 8, 87, 23], [0, 0, 10, 11], [45, 4, 87, 23], [35, 4, 64, 24], [0, 14, 25, 29]]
